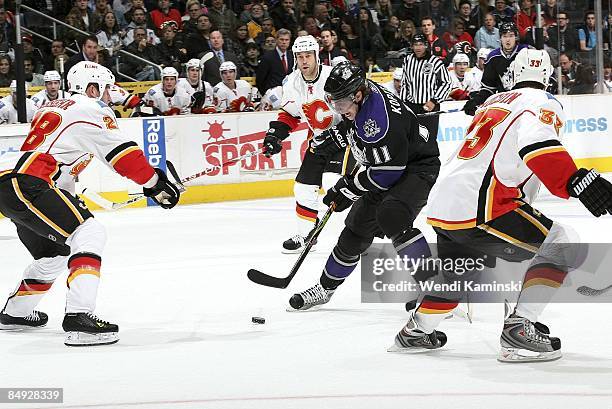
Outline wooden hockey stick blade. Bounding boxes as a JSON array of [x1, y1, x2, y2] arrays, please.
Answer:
[[200, 51, 214, 66], [576, 284, 612, 297], [80, 188, 115, 210]]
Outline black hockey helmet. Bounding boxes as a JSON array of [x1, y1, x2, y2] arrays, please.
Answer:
[[499, 21, 519, 37], [324, 61, 365, 101]]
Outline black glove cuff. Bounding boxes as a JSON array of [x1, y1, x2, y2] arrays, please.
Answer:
[[268, 121, 291, 141]]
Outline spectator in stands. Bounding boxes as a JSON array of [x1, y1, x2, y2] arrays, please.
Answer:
[[262, 34, 276, 52], [374, 0, 394, 30], [339, 16, 361, 58], [320, 28, 347, 65], [382, 15, 400, 49], [270, 0, 298, 37], [92, 0, 111, 33], [124, 0, 148, 25], [246, 3, 266, 39], [390, 19, 415, 52], [559, 52, 579, 93], [568, 63, 595, 95], [424, 0, 450, 34], [542, 0, 557, 28], [64, 35, 99, 79], [603, 59, 612, 93], [256, 28, 292, 95], [578, 11, 598, 52], [0, 7, 15, 55], [156, 21, 188, 71], [66, 0, 96, 33], [314, 3, 332, 31], [422, 16, 447, 60], [443, 17, 474, 49], [394, 0, 420, 26], [96, 11, 126, 57], [474, 13, 500, 49], [202, 30, 239, 85], [524, 14, 548, 47], [302, 15, 321, 37], [208, 0, 239, 37], [151, 0, 182, 30], [456, 0, 478, 38], [241, 42, 260, 77], [185, 13, 212, 59], [492, 0, 514, 26], [22, 35, 45, 74], [547, 11, 578, 54], [230, 24, 255, 57], [124, 6, 160, 46], [0, 54, 13, 87], [254, 18, 277, 47], [24, 57, 44, 86], [45, 39, 66, 71], [123, 27, 161, 80], [513, 0, 535, 41], [182, 0, 204, 36]]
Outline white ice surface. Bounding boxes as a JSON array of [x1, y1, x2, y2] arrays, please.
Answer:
[[1, 196, 612, 409]]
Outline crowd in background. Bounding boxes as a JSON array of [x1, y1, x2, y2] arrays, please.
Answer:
[[0, 0, 610, 96]]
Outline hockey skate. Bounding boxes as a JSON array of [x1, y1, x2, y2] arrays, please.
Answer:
[[288, 283, 335, 311], [388, 310, 447, 352], [498, 314, 561, 362], [62, 313, 119, 346], [282, 225, 318, 254], [0, 310, 48, 330]]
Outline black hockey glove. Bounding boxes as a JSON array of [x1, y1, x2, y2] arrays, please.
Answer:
[[263, 121, 291, 157], [567, 168, 612, 217], [323, 176, 362, 212], [462, 98, 478, 116], [143, 168, 181, 209], [312, 126, 348, 157], [191, 91, 206, 109]]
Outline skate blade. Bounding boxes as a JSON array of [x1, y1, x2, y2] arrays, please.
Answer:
[[387, 344, 440, 353], [64, 331, 119, 346], [0, 323, 47, 331], [281, 246, 316, 255], [285, 304, 323, 313], [497, 347, 562, 363]]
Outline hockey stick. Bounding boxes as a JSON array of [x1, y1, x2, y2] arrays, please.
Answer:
[[576, 284, 612, 297], [81, 149, 263, 210], [247, 164, 360, 289], [416, 109, 461, 117]]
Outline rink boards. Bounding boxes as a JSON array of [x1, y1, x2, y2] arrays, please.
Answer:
[[0, 94, 609, 211]]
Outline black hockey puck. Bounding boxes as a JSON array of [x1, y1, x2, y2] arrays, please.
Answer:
[[251, 316, 265, 324]]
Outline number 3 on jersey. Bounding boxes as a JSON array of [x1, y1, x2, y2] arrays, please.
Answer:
[[458, 107, 510, 160], [22, 111, 63, 151]]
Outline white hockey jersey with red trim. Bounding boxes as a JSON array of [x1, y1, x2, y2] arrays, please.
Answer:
[[213, 79, 256, 111], [427, 88, 576, 230], [0, 95, 37, 124], [31, 89, 70, 110], [464, 67, 484, 92], [177, 78, 214, 106], [277, 64, 342, 136], [108, 84, 141, 108], [0, 94, 155, 194], [143, 83, 191, 115]]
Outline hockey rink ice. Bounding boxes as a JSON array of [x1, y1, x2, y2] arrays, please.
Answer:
[[1, 195, 612, 409]]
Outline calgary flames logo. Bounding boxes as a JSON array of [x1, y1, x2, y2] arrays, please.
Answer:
[[103, 115, 118, 130], [302, 100, 333, 131], [70, 154, 94, 177]]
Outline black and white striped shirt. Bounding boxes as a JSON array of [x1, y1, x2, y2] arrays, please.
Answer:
[[400, 54, 452, 104]]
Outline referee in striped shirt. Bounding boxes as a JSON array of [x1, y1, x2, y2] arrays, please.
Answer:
[[400, 33, 452, 141]]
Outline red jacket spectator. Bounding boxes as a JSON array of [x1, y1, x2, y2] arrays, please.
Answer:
[[513, 0, 535, 39], [151, 0, 182, 30], [442, 18, 474, 49]]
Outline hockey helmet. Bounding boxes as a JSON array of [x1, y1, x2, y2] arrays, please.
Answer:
[[161, 66, 179, 78], [185, 58, 201, 71], [9, 80, 29, 94], [411, 33, 429, 47], [43, 70, 62, 83], [452, 53, 470, 67], [499, 21, 519, 37], [292, 35, 320, 64], [219, 61, 237, 73], [509, 48, 553, 88], [324, 61, 365, 113], [477, 48, 492, 60], [67, 61, 114, 97], [331, 55, 349, 67], [392, 67, 403, 81]]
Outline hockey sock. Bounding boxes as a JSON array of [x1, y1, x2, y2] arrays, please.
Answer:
[[3, 256, 65, 317], [514, 263, 567, 322], [414, 295, 458, 334], [392, 228, 432, 278], [65, 253, 102, 313], [320, 246, 359, 290], [294, 183, 319, 237]]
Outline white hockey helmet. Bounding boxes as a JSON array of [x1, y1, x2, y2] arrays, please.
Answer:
[[9, 80, 29, 93], [477, 48, 492, 60], [161, 66, 179, 78], [292, 35, 319, 64], [452, 52, 470, 66], [219, 61, 237, 73], [185, 58, 201, 70], [509, 48, 553, 88], [392, 67, 403, 81], [331, 55, 348, 67], [43, 70, 62, 82], [67, 61, 114, 97]]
